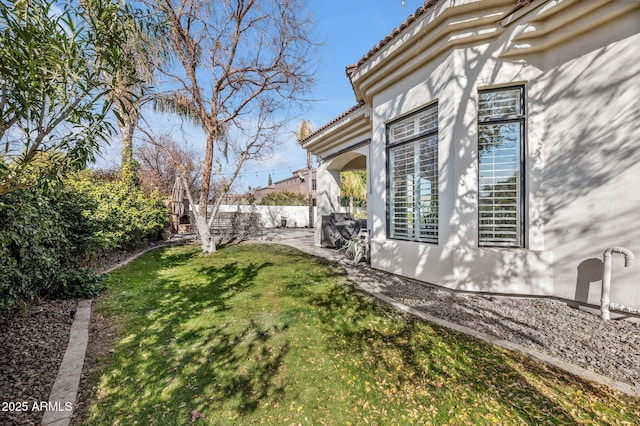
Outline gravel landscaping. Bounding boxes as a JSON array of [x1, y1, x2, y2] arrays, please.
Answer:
[[345, 262, 640, 388], [263, 229, 640, 392], [0, 238, 191, 426]]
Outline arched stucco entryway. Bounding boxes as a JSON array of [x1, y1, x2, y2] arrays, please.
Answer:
[[314, 144, 369, 246]]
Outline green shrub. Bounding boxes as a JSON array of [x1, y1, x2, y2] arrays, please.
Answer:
[[47, 269, 108, 300], [0, 186, 102, 312], [259, 190, 306, 206], [0, 170, 168, 315], [69, 171, 168, 250]]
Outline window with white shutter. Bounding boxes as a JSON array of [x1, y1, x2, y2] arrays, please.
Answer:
[[477, 86, 525, 247], [387, 104, 438, 243]]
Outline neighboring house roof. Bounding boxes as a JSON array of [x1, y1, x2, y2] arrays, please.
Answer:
[[272, 169, 316, 186], [254, 169, 317, 192]]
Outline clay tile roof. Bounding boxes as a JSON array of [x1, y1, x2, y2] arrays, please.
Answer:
[[346, 0, 440, 77], [346, 0, 532, 77], [300, 102, 365, 146], [304, 1, 533, 148]]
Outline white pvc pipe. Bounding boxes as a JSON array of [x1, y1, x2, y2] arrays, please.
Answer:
[[601, 247, 635, 320]]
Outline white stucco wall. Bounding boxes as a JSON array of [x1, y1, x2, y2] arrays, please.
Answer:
[[311, 0, 640, 308], [368, 28, 555, 295], [216, 205, 317, 228], [369, 46, 458, 287], [368, 3, 640, 303], [539, 14, 640, 307]]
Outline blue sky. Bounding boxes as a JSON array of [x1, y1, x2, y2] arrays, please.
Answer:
[[96, 0, 424, 191]]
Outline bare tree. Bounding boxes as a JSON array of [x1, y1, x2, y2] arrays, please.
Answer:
[[135, 133, 202, 196], [154, 0, 316, 253]]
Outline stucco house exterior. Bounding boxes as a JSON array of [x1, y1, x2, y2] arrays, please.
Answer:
[[301, 0, 640, 313]]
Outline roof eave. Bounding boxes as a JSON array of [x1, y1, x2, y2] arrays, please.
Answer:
[[301, 104, 370, 155], [349, 0, 531, 103]]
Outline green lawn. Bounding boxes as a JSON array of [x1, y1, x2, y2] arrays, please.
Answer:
[[83, 244, 640, 425]]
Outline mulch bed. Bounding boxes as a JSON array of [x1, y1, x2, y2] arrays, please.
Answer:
[[0, 237, 195, 426], [0, 300, 76, 426]]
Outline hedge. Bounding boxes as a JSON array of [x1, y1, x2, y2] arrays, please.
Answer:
[[0, 171, 168, 314]]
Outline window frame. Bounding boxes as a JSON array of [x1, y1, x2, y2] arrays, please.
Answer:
[[477, 85, 526, 248], [386, 102, 439, 244]]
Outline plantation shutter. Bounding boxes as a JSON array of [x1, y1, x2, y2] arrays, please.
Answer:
[[478, 87, 525, 247], [388, 104, 438, 243]]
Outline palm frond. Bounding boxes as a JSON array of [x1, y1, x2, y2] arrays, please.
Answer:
[[152, 92, 202, 127], [295, 119, 312, 142]]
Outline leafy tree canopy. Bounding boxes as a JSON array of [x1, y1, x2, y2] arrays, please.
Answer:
[[0, 0, 144, 195]]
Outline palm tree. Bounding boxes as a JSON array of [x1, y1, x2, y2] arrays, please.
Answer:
[[80, 0, 167, 186], [341, 171, 366, 215], [296, 119, 314, 227]]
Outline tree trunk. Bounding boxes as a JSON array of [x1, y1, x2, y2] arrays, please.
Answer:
[[195, 132, 217, 253], [120, 121, 134, 182], [181, 163, 217, 254], [195, 213, 216, 253], [118, 104, 138, 186], [199, 132, 215, 209], [349, 196, 354, 215]]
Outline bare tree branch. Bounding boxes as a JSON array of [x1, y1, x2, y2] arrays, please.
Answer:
[[152, 0, 317, 253]]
